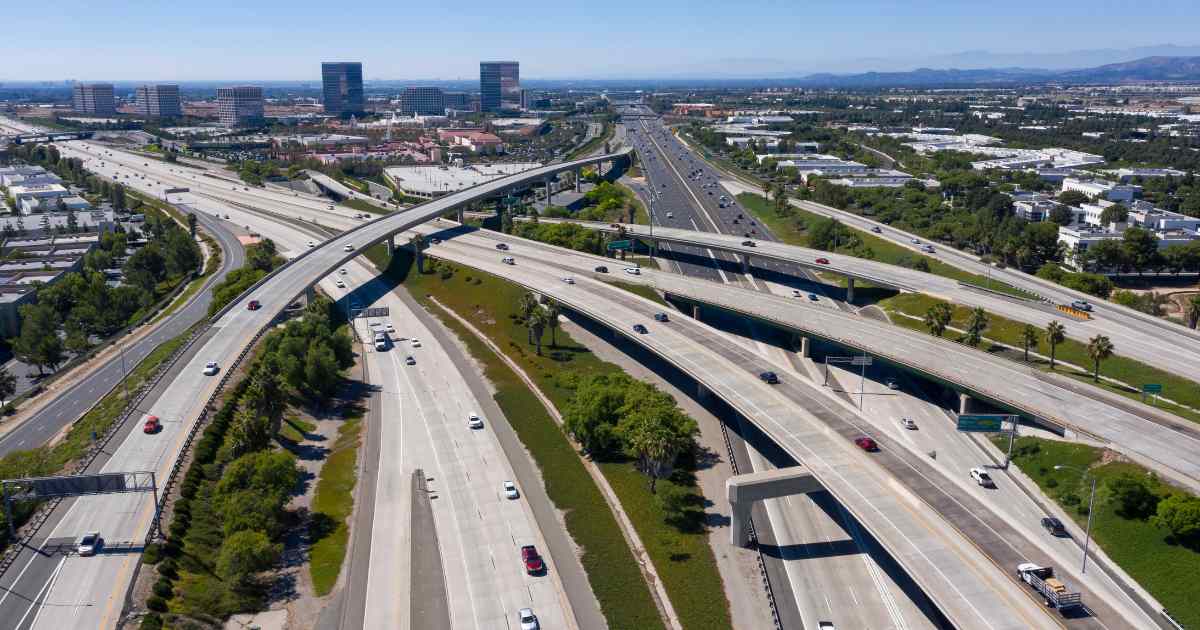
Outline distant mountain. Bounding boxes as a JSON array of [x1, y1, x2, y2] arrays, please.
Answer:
[[794, 56, 1200, 87]]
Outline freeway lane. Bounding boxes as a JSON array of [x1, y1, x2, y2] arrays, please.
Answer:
[[0, 202, 243, 458]]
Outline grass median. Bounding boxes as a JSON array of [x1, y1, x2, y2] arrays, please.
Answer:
[[995, 435, 1200, 628], [309, 415, 363, 596], [371, 245, 731, 630]]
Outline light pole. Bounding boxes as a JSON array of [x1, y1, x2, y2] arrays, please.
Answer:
[[1054, 464, 1097, 575]]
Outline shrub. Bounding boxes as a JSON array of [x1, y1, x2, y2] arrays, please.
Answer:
[[142, 543, 162, 565], [152, 580, 174, 599], [1106, 473, 1160, 520], [145, 596, 168, 613], [156, 558, 178, 579], [139, 613, 163, 630]]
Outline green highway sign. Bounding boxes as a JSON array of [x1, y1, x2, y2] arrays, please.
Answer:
[[607, 239, 634, 251], [956, 414, 1005, 433], [1142, 383, 1163, 394]]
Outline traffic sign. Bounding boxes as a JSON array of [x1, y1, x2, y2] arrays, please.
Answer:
[[1142, 383, 1162, 394], [850, 356, 873, 366], [956, 414, 1005, 432], [607, 239, 634, 251]]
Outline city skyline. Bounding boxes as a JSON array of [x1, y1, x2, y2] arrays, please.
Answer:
[[3, 0, 1200, 81]]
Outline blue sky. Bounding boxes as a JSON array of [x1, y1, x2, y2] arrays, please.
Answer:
[[3, 0, 1199, 80]]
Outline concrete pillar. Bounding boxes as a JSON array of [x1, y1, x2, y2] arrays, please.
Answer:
[[412, 239, 423, 272], [727, 467, 821, 548], [304, 285, 317, 304], [385, 235, 395, 257], [696, 382, 707, 402], [692, 304, 701, 320], [544, 176, 553, 204], [456, 206, 464, 223], [741, 254, 751, 274], [730, 499, 752, 548], [846, 277, 856, 304], [799, 336, 811, 358], [575, 167, 582, 192], [958, 392, 974, 415]]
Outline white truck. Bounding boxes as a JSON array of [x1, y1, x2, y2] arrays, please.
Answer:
[[374, 331, 389, 351], [1016, 563, 1082, 612]]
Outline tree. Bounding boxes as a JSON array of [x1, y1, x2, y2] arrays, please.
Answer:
[[807, 217, 845, 251], [563, 374, 628, 456], [1105, 473, 1159, 519], [216, 530, 281, 585], [186, 212, 197, 238], [1098, 203, 1129, 226], [63, 320, 91, 354], [1121, 227, 1160, 275], [516, 292, 538, 345], [963, 307, 989, 347], [1058, 190, 1089, 207], [303, 339, 340, 401], [1045, 321, 1066, 369], [13, 303, 64, 375], [1152, 494, 1200, 543], [1187, 295, 1200, 330], [923, 302, 953, 338], [1048, 205, 1075, 226], [619, 403, 697, 493], [544, 301, 561, 348], [528, 308, 547, 355], [1086, 334, 1114, 382], [1020, 324, 1040, 362], [0, 366, 16, 409], [227, 405, 274, 456]]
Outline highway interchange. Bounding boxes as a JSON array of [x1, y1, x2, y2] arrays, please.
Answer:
[[0, 112, 1191, 629]]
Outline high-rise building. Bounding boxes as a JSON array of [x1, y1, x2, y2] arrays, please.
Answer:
[[135, 84, 182, 118], [72, 83, 116, 115], [216, 86, 264, 127], [399, 86, 445, 116], [322, 62, 364, 117], [443, 91, 471, 110], [480, 61, 520, 112]]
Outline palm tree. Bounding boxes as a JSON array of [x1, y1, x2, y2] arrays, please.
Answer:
[[545, 301, 561, 348], [0, 365, 16, 410], [411, 234, 426, 273], [622, 411, 696, 494], [528, 309, 548, 355], [1046, 321, 1066, 370], [924, 302, 953, 338], [963, 307, 989, 347], [1020, 324, 1040, 362], [1187, 295, 1200, 330], [1087, 335, 1114, 383], [517, 292, 538, 345]]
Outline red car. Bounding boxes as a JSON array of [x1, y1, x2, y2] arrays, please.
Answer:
[[521, 545, 545, 575], [815, 258, 830, 265], [854, 436, 878, 452], [247, 300, 261, 311], [143, 415, 161, 434]]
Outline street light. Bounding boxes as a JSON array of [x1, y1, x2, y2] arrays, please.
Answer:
[[1053, 464, 1097, 575]]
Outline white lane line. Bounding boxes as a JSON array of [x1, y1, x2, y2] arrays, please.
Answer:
[[14, 555, 66, 630]]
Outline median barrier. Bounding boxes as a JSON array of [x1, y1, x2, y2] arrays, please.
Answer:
[[1056, 304, 1092, 320]]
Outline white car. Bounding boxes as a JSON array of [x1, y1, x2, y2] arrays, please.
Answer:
[[562, 277, 575, 285], [503, 481, 519, 499], [385, 324, 396, 333], [339, 268, 348, 275], [886, 379, 899, 390], [791, 289, 802, 298], [899, 418, 917, 430], [343, 244, 354, 252], [77, 531, 102, 556], [970, 467, 995, 488], [335, 279, 346, 288], [502, 256, 515, 265], [411, 339, 421, 348], [202, 361, 220, 376], [518, 608, 539, 630], [468, 413, 484, 429], [307, 240, 316, 248], [624, 267, 641, 275]]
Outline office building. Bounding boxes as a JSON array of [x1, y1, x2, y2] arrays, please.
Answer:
[[399, 86, 444, 116], [216, 86, 265, 127], [135, 84, 182, 118], [321, 62, 364, 117], [480, 61, 520, 111], [72, 83, 116, 115], [443, 91, 471, 110]]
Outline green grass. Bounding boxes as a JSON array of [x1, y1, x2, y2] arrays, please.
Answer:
[[376, 247, 730, 630], [309, 415, 363, 596], [342, 197, 393, 215], [880, 293, 1200, 424], [735, 192, 1033, 299], [995, 436, 1200, 628], [606, 280, 668, 307], [278, 416, 317, 444]]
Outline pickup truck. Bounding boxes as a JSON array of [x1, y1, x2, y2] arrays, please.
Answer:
[[1016, 563, 1082, 612]]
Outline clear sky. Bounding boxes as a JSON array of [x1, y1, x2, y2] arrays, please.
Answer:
[[3, 0, 1199, 81]]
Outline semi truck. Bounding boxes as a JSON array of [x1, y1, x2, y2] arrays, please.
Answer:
[[1016, 563, 1082, 612]]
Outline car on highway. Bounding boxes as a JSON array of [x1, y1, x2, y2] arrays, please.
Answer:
[[411, 339, 422, 348], [899, 418, 917, 430], [503, 481, 519, 499], [562, 277, 575, 284], [791, 289, 802, 298], [970, 467, 996, 488], [374, 333, 388, 351], [143, 415, 162, 434], [854, 436, 879, 452], [624, 267, 641, 275], [247, 300, 261, 311], [518, 608, 540, 630], [920, 244, 935, 253], [1070, 300, 1093, 312], [430, 237, 441, 244], [594, 265, 608, 273], [666, 211, 674, 219], [759, 371, 779, 384], [495, 243, 509, 250], [871, 226, 882, 233], [886, 378, 899, 390], [386, 324, 395, 333], [502, 256, 515, 265], [343, 244, 353, 252], [335, 279, 346, 288], [203, 361, 220, 376], [405, 355, 415, 365], [632, 324, 649, 334], [77, 531, 102, 557], [521, 545, 545, 574], [468, 413, 484, 429], [741, 240, 755, 247], [1041, 516, 1067, 536], [653, 312, 669, 322], [808, 293, 819, 301]]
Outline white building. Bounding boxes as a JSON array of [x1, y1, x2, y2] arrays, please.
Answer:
[[1102, 168, 1188, 182], [8, 183, 71, 211], [1058, 199, 1200, 269], [384, 162, 541, 199], [0, 166, 51, 187], [1061, 177, 1141, 203]]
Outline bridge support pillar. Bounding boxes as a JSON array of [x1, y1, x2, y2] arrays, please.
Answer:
[[545, 176, 553, 205], [691, 303, 701, 320], [411, 238, 423, 272], [728, 467, 821, 547], [799, 336, 811, 358], [456, 206, 464, 223], [385, 234, 395, 258], [846, 277, 855, 304], [696, 382, 707, 402], [741, 254, 751, 274], [575, 167, 582, 192], [305, 285, 317, 304], [958, 393, 977, 415]]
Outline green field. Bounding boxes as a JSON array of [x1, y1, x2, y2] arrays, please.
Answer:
[[995, 436, 1200, 628], [309, 416, 363, 596]]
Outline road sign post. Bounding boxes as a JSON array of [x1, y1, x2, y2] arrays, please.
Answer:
[[607, 239, 634, 252], [955, 414, 1005, 432], [825, 355, 873, 408], [1141, 383, 1162, 404]]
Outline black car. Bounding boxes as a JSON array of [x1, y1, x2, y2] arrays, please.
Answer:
[[1041, 517, 1066, 536], [759, 371, 779, 384], [495, 243, 509, 250], [742, 240, 755, 247], [633, 324, 649, 334], [594, 265, 608, 273], [653, 312, 669, 322]]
